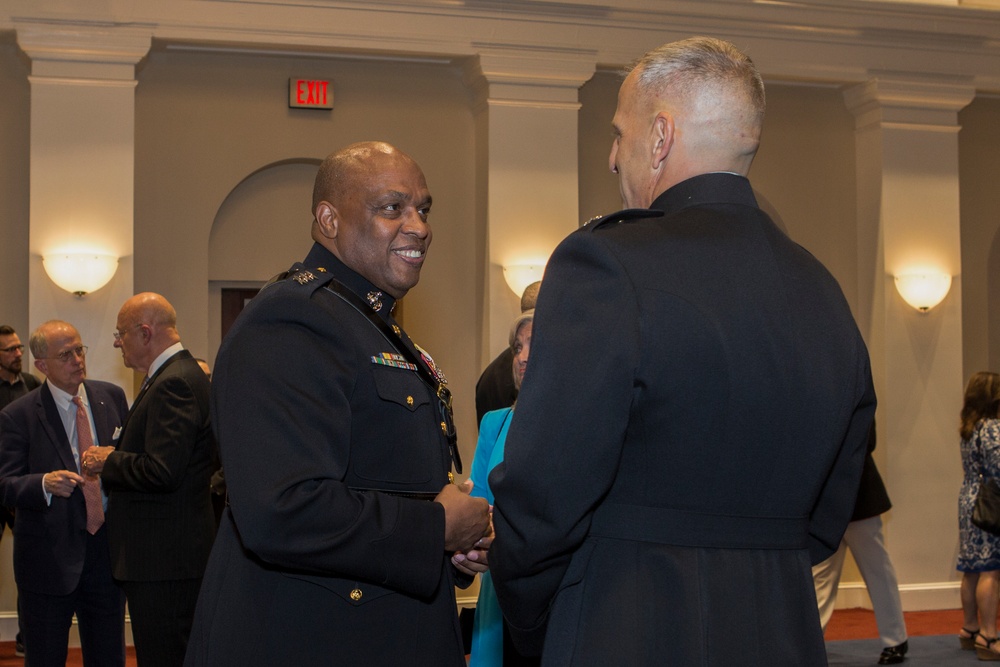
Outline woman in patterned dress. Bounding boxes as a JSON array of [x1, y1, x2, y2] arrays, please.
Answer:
[[957, 371, 1000, 660]]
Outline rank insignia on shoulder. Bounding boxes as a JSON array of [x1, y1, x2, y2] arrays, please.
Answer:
[[583, 208, 665, 231], [371, 354, 418, 371], [292, 270, 317, 285]]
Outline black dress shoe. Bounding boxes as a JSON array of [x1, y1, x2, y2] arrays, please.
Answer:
[[877, 640, 908, 664]]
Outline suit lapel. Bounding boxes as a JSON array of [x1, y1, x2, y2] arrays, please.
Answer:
[[120, 349, 191, 437], [36, 384, 79, 472]]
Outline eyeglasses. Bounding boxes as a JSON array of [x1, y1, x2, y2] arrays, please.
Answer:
[[0, 344, 24, 354], [45, 346, 88, 363], [113, 325, 142, 342]]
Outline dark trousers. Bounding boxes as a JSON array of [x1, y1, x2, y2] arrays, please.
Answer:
[[19, 526, 126, 667], [503, 620, 541, 667], [120, 578, 201, 667]]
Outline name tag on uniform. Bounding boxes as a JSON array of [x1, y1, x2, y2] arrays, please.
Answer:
[[371, 352, 417, 372]]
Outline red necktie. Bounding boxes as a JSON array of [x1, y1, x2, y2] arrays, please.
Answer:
[[72, 396, 105, 534]]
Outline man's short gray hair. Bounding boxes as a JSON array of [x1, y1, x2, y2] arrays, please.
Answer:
[[628, 36, 765, 126]]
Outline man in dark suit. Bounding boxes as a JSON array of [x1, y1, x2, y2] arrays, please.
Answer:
[[0, 320, 127, 667], [489, 37, 876, 665], [84, 293, 215, 667], [183, 141, 491, 666]]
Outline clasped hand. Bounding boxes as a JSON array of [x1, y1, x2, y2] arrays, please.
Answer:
[[452, 532, 493, 577], [435, 479, 493, 577], [80, 446, 115, 474]]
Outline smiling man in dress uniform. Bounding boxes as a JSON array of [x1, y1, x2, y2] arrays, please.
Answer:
[[184, 141, 491, 667]]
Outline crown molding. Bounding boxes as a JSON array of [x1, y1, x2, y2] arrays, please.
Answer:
[[3, 0, 1000, 91]]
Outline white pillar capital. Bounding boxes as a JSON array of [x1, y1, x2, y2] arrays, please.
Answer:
[[465, 45, 597, 110], [17, 22, 151, 82], [843, 75, 975, 129]]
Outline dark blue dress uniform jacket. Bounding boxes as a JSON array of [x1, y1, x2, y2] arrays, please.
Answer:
[[489, 173, 876, 667], [184, 243, 467, 667]]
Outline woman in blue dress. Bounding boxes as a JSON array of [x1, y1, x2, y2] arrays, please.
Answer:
[[465, 309, 535, 667], [957, 371, 1000, 659]]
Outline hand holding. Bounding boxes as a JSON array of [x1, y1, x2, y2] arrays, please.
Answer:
[[43, 470, 85, 498], [81, 446, 114, 475], [451, 534, 493, 576], [436, 480, 491, 552]]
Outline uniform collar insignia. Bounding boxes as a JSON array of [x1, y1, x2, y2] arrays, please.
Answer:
[[293, 270, 317, 285]]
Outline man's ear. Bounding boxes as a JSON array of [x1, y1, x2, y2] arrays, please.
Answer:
[[651, 112, 674, 170], [314, 201, 338, 240], [34, 359, 46, 376]]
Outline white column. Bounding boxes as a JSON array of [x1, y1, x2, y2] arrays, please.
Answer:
[[845, 76, 974, 610], [19, 24, 150, 394], [466, 46, 596, 364]]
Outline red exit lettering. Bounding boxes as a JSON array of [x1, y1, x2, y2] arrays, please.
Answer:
[[288, 78, 334, 110]]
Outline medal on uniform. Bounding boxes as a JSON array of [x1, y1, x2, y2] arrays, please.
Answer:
[[414, 343, 448, 385]]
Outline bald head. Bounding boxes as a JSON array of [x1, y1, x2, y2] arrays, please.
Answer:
[[114, 292, 181, 374], [310, 141, 433, 299], [31, 320, 87, 394], [29, 320, 79, 361], [311, 142, 420, 220], [610, 37, 765, 207]]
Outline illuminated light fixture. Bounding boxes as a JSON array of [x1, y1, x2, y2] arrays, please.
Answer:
[[43, 253, 119, 297], [894, 272, 952, 312], [502, 264, 544, 298]]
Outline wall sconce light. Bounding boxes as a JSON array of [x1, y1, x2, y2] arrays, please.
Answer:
[[43, 253, 119, 297], [502, 264, 544, 298], [894, 272, 952, 312]]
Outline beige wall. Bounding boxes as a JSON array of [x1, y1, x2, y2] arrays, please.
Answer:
[[0, 34, 30, 335], [0, 33, 29, 623], [751, 84, 859, 303], [960, 95, 1000, 383], [133, 48, 483, 456], [578, 70, 623, 222]]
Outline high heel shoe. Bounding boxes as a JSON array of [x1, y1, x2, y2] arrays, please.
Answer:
[[963, 627, 982, 650], [976, 634, 1000, 661]]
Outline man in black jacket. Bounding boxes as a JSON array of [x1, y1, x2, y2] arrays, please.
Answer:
[[184, 142, 490, 666], [490, 37, 875, 666], [85, 293, 216, 667]]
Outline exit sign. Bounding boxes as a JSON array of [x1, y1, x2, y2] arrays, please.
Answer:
[[289, 78, 333, 109]]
